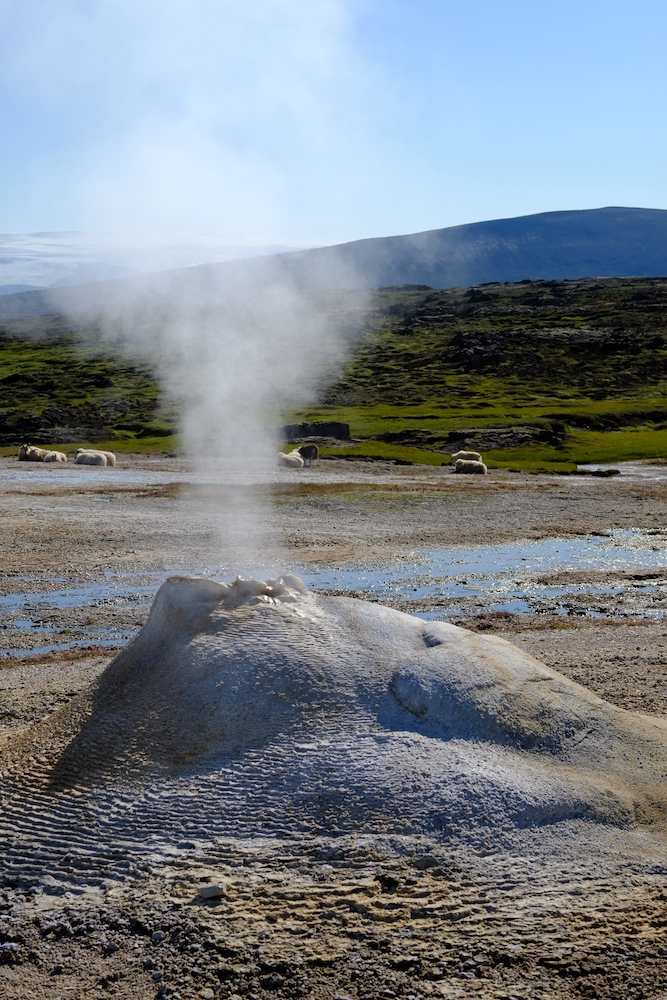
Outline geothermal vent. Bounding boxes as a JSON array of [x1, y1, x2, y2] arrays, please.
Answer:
[[2, 574, 667, 845]]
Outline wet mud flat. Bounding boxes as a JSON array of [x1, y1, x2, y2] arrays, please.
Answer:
[[1, 456, 667, 998], [2, 455, 667, 660]]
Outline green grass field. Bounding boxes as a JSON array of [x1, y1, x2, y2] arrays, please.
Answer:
[[293, 400, 667, 472], [0, 435, 181, 459], [297, 428, 667, 473], [2, 275, 667, 470], [0, 318, 177, 449], [294, 277, 667, 471]]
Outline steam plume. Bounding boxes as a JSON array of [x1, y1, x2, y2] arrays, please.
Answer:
[[51, 257, 367, 569]]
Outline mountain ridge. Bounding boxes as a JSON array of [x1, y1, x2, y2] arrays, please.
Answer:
[[0, 206, 666, 319]]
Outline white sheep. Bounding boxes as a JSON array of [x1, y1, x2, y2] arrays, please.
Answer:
[[450, 450, 482, 464], [74, 451, 107, 466], [75, 448, 116, 467], [18, 444, 48, 462], [277, 450, 304, 469], [43, 450, 67, 462], [455, 459, 487, 475]]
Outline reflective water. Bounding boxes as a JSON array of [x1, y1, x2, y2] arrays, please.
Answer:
[[0, 580, 159, 615], [578, 462, 667, 480], [2, 637, 128, 658], [1, 529, 665, 656], [299, 529, 667, 620], [1, 460, 377, 489], [5, 457, 667, 489]]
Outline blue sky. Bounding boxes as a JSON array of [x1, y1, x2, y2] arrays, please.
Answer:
[[1, 0, 666, 244]]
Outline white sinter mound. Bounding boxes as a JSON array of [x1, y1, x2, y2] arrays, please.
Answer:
[[3, 574, 665, 836]]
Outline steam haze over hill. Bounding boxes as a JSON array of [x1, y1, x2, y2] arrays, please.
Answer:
[[0, 206, 666, 319], [0, 231, 310, 296]]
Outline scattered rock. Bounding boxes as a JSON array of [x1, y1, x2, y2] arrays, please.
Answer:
[[197, 883, 226, 899], [281, 421, 350, 441]]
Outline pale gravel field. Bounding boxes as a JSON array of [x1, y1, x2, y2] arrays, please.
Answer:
[[1, 455, 666, 999]]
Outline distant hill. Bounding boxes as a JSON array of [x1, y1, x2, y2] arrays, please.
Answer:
[[1, 207, 666, 319], [0, 284, 41, 296], [286, 206, 667, 290]]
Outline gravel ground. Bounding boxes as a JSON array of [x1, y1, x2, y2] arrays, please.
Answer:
[[1, 455, 666, 998]]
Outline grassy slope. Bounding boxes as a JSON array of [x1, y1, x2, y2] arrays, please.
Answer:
[[296, 277, 667, 471], [0, 316, 177, 449], [2, 277, 667, 469]]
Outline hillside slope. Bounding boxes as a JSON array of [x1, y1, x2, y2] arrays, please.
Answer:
[[286, 206, 667, 289], [0, 207, 666, 320], [3, 275, 667, 472], [300, 275, 667, 471], [326, 277, 667, 406]]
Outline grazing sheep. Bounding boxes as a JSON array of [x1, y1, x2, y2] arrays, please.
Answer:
[[298, 444, 319, 466], [455, 459, 487, 475], [451, 450, 482, 464], [43, 450, 67, 462], [75, 448, 116, 467], [74, 451, 107, 466], [278, 450, 304, 469]]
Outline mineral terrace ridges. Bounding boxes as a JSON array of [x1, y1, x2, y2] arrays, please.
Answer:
[[2, 571, 667, 998]]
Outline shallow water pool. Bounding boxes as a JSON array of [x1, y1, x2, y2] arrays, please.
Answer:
[[1, 529, 665, 655], [298, 528, 667, 621]]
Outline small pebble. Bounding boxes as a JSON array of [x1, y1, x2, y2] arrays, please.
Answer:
[[152, 971, 163, 982], [152, 930, 166, 944]]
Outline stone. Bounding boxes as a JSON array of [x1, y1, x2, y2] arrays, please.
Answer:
[[197, 883, 225, 899]]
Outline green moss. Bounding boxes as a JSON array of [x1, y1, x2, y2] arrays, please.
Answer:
[[0, 320, 176, 445], [4, 276, 667, 466], [291, 277, 667, 471]]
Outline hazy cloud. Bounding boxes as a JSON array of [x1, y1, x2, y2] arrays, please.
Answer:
[[0, 0, 375, 237]]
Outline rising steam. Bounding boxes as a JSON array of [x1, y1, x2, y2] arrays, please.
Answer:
[[82, 259, 364, 458], [48, 257, 367, 568]]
